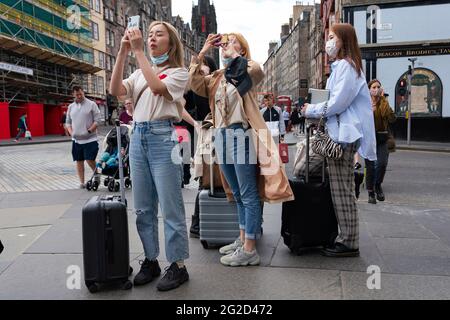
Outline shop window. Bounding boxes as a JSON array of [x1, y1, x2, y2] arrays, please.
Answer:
[[395, 68, 442, 117]]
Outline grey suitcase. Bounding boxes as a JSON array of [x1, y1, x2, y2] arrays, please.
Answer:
[[199, 149, 240, 249]]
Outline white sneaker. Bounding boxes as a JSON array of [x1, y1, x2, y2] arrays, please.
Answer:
[[219, 238, 243, 255], [220, 247, 260, 267]]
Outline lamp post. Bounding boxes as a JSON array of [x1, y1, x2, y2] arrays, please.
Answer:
[[407, 58, 417, 146]]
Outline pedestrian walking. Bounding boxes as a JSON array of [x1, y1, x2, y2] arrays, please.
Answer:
[[110, 21, 192, 291], [190, 32, 293, 267], [282, 107, 290, 133], [260, 94, 286, 142], [66, 86, 101, 189], [290, 107, 301, 136], [302, 23, 376, 257], [365, 79, 396, 204], [13, 113, 31, 142]]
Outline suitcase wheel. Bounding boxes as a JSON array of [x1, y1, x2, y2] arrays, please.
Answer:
[[85, 281, 99, 294], [121, 280, 133, 291], [200, 240, 209, 249]]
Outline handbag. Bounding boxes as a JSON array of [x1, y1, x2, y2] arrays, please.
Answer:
[[25, 130, 32, 139], [293, 136, 324, 177], [376, 131, 389, 145], [310, 103, 343, 160]]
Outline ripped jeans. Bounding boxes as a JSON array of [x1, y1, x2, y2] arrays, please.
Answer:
[[129, 120, 189, 263]]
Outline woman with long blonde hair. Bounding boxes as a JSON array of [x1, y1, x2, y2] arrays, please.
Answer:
[[190, 32, 293, 266], [109, 21, 191, 291]]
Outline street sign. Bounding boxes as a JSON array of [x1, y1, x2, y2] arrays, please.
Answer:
[[0, 62, 33, 76]]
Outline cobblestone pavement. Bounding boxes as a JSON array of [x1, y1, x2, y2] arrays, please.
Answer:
[[0, 140, 199, 193]]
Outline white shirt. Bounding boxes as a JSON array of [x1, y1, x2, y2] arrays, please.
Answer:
[[306, 59, 377, 161], [122, 67, 189, 123]]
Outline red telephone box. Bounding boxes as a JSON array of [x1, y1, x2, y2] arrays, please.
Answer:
[[277, 96, 292, 113]]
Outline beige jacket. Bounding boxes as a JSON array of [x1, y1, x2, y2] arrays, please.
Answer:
[[189, 57, 294, 203]]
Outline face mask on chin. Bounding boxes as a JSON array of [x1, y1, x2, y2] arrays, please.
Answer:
[[150, 52, 169, 65]]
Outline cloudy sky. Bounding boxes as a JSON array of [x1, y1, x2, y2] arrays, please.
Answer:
[[172, 0, 320, 66]]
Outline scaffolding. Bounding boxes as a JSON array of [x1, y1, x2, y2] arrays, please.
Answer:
[[0, 0, 104, 104]]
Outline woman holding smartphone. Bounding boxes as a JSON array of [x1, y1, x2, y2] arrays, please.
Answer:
[[110, 21, 191, 292], [302, 23, 377, 257], [190, 33, 293, 267]]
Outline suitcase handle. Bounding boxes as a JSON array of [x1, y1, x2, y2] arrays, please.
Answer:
[[105, 227, 115, 264], [209, 146, 216, 196], [115, 120, 126, 206]]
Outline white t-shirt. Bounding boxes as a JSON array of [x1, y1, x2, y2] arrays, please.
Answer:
[[122, 66, 189, 123]]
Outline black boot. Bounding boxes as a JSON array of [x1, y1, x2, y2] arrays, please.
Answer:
[[368, 191, 377, 204], [190, 193, 200, 238], [375, 184, 385, 202], [190, 215, 200, 238]]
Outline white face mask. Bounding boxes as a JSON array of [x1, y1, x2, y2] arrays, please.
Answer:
[[325, 38, 339, 58]]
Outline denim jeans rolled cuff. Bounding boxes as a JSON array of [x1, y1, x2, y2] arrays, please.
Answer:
[[130, 119, 189, 264], [216, 122, 261, 242]]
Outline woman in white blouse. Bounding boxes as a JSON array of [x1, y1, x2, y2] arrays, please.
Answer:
[[302, 23, 376, 257], [109, 21, 192, 292]]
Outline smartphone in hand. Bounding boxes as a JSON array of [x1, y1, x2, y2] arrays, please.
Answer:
[[214, 34, 228, 47], [127, 15, 140, 29]]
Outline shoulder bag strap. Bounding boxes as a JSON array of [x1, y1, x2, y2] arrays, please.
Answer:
[[134, 66, 171, 110]]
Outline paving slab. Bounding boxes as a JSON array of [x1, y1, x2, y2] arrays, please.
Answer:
[[366, 222, 436, 239], [0, 253, 342, 300], [341, 271, 450, 300], [380, 254, 450, 277], [270, 222, 389, 273], [0, 190, 84, 209], [0, 204, 70, 228], [0, 226, 50, 262], [374, 238, 450, 259]]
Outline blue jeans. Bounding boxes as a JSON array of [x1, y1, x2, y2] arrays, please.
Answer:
[[129, 120, 189, 263], [214, 124, 262, 240]]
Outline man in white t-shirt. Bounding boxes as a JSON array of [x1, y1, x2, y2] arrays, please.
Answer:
[[66, 86, 102, 189]]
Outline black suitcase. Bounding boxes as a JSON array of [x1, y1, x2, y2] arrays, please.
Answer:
[[82, 121, 133, 293], [281, 124, 338, 255]]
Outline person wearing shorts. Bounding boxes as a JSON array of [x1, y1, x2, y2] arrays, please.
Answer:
[[66, 86, 102, 189]]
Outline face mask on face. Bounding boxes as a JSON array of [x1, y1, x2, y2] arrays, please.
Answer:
[[221, 56, 234, 67], [150, 52, 169, 65], [325, 38, 339, 58]]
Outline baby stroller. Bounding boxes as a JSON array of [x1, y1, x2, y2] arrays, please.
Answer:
[[86, 124, 132, 192]]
